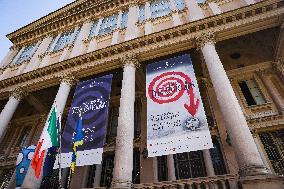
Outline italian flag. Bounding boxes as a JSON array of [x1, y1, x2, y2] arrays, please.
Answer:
[[31, 106, 59, 178]]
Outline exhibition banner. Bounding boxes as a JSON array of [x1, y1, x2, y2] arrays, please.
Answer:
[[57, 74, 113, 168], [146, 54, 213, 157]]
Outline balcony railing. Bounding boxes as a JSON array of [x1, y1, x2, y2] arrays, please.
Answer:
[[87, 174, 239, 189]]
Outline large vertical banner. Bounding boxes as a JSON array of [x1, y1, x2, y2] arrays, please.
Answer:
[[146, 54, 213, 157], [59, 74, 113, 168]]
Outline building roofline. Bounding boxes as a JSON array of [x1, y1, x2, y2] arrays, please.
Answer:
[[6, 0, 108, 42]]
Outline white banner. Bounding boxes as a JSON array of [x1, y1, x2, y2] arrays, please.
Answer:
[[146, 54, 213, 157]]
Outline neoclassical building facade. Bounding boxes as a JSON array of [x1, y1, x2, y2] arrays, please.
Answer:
[[0, 0, 284, 188]]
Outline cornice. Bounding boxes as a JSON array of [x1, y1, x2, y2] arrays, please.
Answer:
[[0, 0, 283, 100], [6, 0, 137, 46]]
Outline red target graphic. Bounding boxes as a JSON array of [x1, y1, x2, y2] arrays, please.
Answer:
[[148, 71, 200, 116]]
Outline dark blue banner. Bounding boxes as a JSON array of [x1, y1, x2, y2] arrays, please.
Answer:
[[60, 74, 113, 167]]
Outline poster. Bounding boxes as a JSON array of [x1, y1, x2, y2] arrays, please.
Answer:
[[58, 74, 112, 168], [146, 54, 213, 157]]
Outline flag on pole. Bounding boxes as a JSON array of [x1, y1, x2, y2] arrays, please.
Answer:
[[70, 113, 84, 173], [31, 106, 59, 178]]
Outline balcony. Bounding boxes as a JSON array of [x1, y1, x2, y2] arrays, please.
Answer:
[[87, 174, 239, 189]]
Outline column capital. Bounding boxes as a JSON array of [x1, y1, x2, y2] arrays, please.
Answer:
[[195, 31, 216, 49], [60, 74, 77, 86], [9, 87, 27, 100], [121, 54, 140, 68], [128, 0, 139, 7]]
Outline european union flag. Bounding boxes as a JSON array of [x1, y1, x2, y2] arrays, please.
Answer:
[[70, 113, 84, 173]]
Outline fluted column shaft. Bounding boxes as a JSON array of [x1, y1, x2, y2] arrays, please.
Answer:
[[167, 154, 176, 181], [203, 149, 215, 176], [55, 76, 76, 114], [197, 33, 268, 176], [259, 73, 284, 114], [93, 164, 102, 187], [153, 157, 158, 182], [111, 56, 139, 188], [0, 88, 26, 140]]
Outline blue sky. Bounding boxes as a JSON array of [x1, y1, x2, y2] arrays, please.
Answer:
[[0, 0, 74, 61]]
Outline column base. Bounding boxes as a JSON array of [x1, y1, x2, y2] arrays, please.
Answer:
[[239, 165, 269, 176], [111, 180, 132, 189], [240, 174, 284, 189]]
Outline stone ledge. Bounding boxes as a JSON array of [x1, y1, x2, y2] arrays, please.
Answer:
[[240, 174, 284, 189]]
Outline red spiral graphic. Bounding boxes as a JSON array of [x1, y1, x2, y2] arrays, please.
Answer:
[[148, 71, 200, 116]]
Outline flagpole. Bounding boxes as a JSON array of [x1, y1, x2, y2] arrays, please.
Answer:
[[58, 113, 63, 189]]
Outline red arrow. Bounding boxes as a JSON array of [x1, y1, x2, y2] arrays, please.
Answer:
[[184, 88, 200, 117]]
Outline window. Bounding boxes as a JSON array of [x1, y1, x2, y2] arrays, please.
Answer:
[[209, 140, 227, 175], [132, 149, 140, 184], [16, 127, 31, 147], [174, 151, 206, 179], [53, 28, 78, 52], [175, 0, 185, 10], [98, 14, 118, 36], [259, 130, 284, 176], [14, 44, 37, 64], [157, 156, 168, 181], [138, 4, 145, 23], [121, 10, 129, 29], [106, 106, 119, 143], [238, 79, 266, 106], [100, 154, 115, 187], [89, 20, 99, 38], [150, 0, 171, 19]]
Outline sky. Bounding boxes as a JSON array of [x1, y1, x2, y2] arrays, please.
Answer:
[[0, 0, 75, 61]]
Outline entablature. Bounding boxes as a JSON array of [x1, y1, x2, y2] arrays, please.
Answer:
[[0, 0, 283, 100]]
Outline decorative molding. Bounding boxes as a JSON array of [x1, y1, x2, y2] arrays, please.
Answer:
[[195, 31, 216, 49], [0, 0, 283, 99], [60, 74, 77, 86], [120, 54, 140, 68], [9, 87, 27, 100]]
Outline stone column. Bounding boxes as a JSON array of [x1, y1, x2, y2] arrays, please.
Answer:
[[0, 87, 26, 141], [87, 18, 103, 53], [112, 11, 123, 45], [203, 149, 215, 176], [70, 20, 93, 58], [0, 46, 19, 68], [93, 164, 103, 187], [55, 75, 76, 114], [252, 132, 272, 174], [111, 55, 139, 189], [125, 2, 139, 41], [258, 72, 284, 114], [169, 0, 182, 26], [167, 154, 176, 181], [144, 2, 153, 35], [196, 32, 268, 176], [184, 0, 204, 21], [153, 157, 158, 182], [208, 2, 222, 15]]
